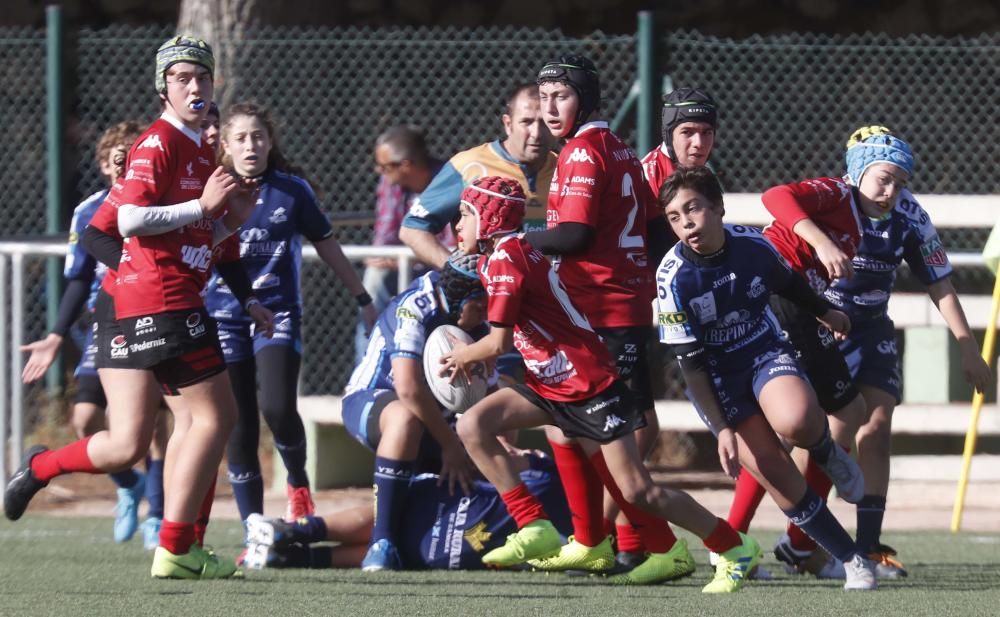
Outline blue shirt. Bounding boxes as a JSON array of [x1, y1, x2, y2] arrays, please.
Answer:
[[345, 271, 490, 395], [204, 170, 333, 322], [401, 455, 572, 569], [655, 225, 792, 374], [65, 188, 109, 312], [824, 189, 952, 323]]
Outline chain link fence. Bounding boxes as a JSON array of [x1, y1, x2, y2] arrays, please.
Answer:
[[1, 24, 998, 402]]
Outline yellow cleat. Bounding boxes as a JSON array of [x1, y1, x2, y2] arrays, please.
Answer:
[[528, 535, 616, 573], [151, 545, 241, 579], [702, 533, 762, 593], [608, 538, 696, 585], [482, 519, 562, 568]]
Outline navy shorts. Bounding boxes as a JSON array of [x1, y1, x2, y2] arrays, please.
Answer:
[[341, 388, 449, 472], [217, 310, 302, 363], [689, 345, 808, 434], [840, 316, 902, 404]]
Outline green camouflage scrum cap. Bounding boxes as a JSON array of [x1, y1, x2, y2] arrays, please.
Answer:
[[155, 35, 215, 93]]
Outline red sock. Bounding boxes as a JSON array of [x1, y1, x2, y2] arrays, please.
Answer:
[[548, 440, 605, 546], [30, 437, 99, 482], [589, 452, 676, 553], [787, 451, 840, 551], [702, 517, 741, 554], [616, 522, 643, 553], [727, 468, 766, 533], [500, 482, 547, 529], [159, 519, 196, 555], [193, 476, 217, 546]]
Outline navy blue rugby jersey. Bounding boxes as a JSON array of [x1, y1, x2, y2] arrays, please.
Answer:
[[204, 169, 333, 322], [655, 224, 794, 373], [65, 188, 110, 313], [824, 189, 952, 323]]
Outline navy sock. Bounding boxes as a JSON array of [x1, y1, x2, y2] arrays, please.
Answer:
[[290, 515, 329, 544], [782, 488, 857, 563], [371, 456, 415, 543], [109, 468, 139, 489], [855, 494, 887, 553], [276, 439, 310, 489], [227, 462, 264, 522], [806, 424, 835, 466], [145, 458, 165, 519]]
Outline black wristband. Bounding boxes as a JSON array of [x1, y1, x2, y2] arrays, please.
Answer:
[[355, 292, 373, 307]]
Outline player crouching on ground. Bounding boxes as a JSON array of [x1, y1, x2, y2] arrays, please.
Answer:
[[442, 175, 761, 593], [332, 250, 492, 572], [656, 165, 878, 591]]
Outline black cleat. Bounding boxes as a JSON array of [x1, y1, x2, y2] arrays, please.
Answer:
[[4, 445, 49, 521]]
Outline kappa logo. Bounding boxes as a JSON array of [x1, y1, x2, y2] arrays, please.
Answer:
[[566, 148, 595, 165], [603, 414, 626, 433], [408, 200, 430, 219], [492, 249, 513, 262], [137, 134, 164, 152]]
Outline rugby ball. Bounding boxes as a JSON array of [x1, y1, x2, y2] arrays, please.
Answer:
[[422, 324, 489, 414]]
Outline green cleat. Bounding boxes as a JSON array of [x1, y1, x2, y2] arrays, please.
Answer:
[[608, 538, 696, 585], [482, 519, 562, 568], [151, 545, 241, 580], [702, 533, 762, 593], [528, 535, 616, 573]]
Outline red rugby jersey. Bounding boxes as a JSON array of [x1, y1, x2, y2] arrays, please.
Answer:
[[90, 115, 238, 318], [480, 236, 616, 402], [546, 121, 655, 328], [761, 176, 863, 292], [640, 143, 677, 215]]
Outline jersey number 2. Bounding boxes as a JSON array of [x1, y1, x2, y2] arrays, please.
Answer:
[[619, 173, 643, 249]]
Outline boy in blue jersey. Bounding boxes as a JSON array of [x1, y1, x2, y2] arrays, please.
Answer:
[[242, 452, 571, 570], [399, 83, 555, 270], [656, 166, 878, 591], [340, 250, 493, 571], [203, 103, 378, 546], [19, 120, 169, 547], [819, 127, 991, 577]]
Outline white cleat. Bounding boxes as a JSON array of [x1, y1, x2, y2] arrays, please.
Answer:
[[842, 553, 878, 591], [819, 446, 864, 504]]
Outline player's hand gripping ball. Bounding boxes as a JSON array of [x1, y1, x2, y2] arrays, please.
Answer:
[[423, 324, 488, 413]]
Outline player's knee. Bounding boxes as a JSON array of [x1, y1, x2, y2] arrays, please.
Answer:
[[455, 412, 485, 449], [617, 476, 654, 510], [856, 415, 891, 451]]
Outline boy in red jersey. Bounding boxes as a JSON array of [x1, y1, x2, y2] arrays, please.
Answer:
[[4, 36, 268, 580], [442, 176, 761, 594]]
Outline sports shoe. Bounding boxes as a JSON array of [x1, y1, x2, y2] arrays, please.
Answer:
[[242, 542, 277, 570], [817, 446, 864, 504], [113, 472, 146, 543], [141, 517, 162, 551], [528, 535, 615, 573], [3, 445, 49, 521], [481, 519, 561, 568], [615, 550, 646, 572], [773, 532, 812, 574], [285, 485, 315, 523], [361, 538, 402, 572], [868, 544, 908, 579], [246, 513, 294, 548], [842, 553, 878, 591], [150, 545, 240, 579], [702, 533, 762, 593], [609, 538, 696, 585]]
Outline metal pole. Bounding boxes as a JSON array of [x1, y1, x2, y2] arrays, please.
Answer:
[[0, 255, 8, 491], [11, 254, 24, 468], [636, 10, 657, 156], [45, 5, 65, 395]]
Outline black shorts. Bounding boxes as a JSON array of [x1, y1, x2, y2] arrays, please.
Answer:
[[595, 326, 655, 412], [511, 380, 646, 444], [769, 295, 858, 413], [122, 307, 226, 391], [94, 289, 138, 371], [73, 373, 107, 407]]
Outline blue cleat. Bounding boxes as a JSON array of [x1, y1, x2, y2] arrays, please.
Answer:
[[361, 538, 402, 572], [113, 472, 146, 543], [141, 517, 162, 551]]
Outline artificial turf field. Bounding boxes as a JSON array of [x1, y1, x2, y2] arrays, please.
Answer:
[[1, 517, 998, 617]]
